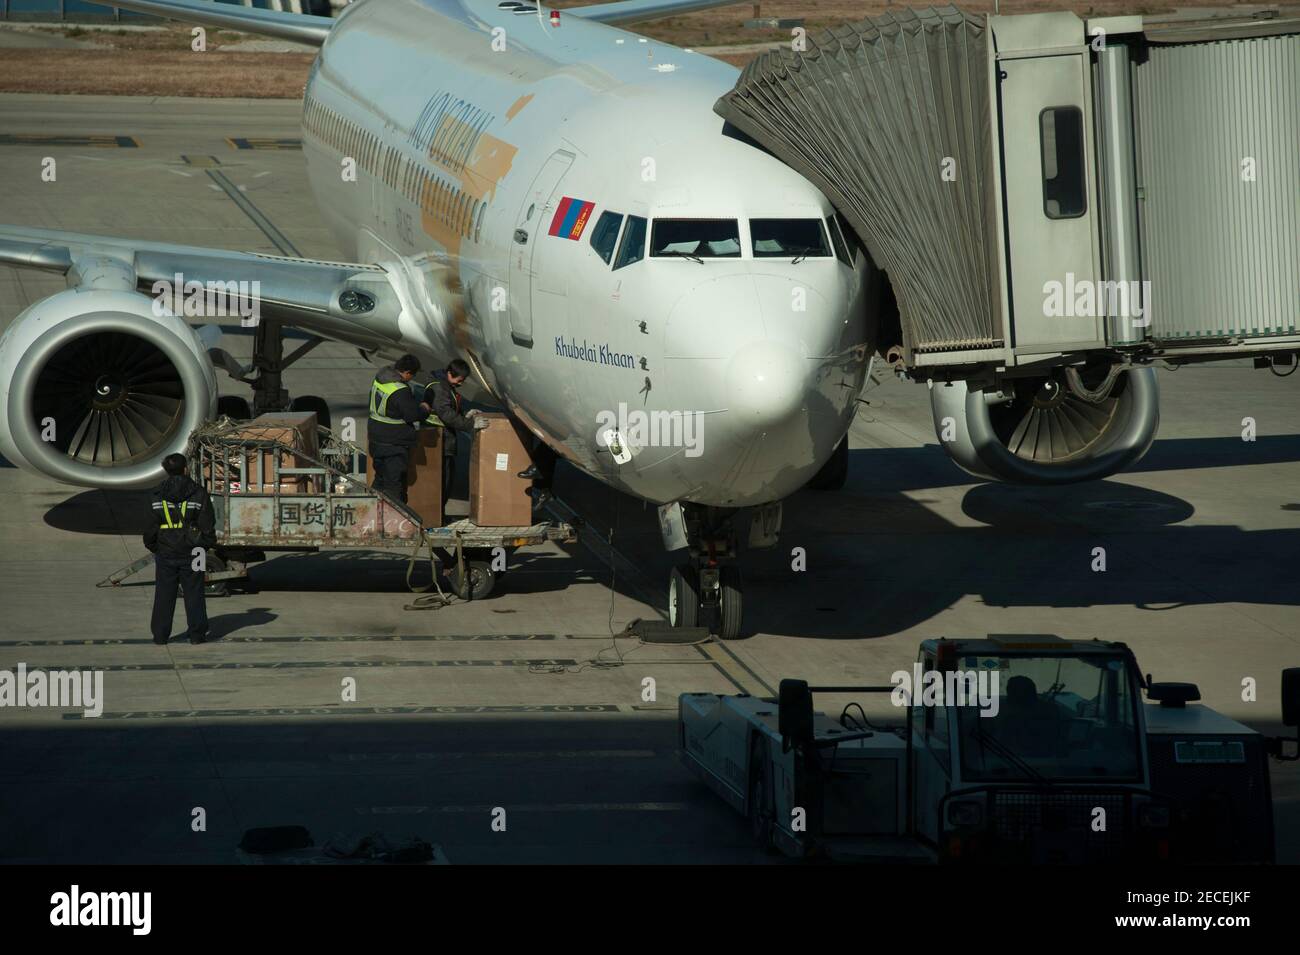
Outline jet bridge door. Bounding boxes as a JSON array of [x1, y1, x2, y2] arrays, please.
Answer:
[[997, 50, 1106, 356], [509, 149, 573, 345]]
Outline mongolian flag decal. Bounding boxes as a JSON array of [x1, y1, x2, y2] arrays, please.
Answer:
[[548, 197, 596, 240]]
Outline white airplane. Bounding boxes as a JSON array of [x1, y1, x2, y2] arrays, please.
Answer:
[[0, 0, 1164, 636], [0, 0, 884, 637]]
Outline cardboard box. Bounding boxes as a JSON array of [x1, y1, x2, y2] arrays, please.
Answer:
[[206, 420, 317, 494], [253, 412, 320, 492], [365, 426, 444, 527], [468, 413, 534, 527], [253, 411, 319, 458]]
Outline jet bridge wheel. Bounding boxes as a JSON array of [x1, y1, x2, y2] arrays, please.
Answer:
[[669, 565, 699, 628]]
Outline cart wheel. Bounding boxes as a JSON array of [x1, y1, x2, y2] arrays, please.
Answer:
[[749, 737, 775, 852], [290, 395, 332, 431], [669, 565, 699, 628], [204, 552, 229, 598], [717, 565, 745, 640], [217, 395, 252, 421], [450, 560, 495, 600]]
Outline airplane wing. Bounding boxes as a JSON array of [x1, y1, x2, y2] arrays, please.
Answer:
[[570, 0, 746, 25], [86, 0, 331, 45], [89, 0, 746, 42], [0, 225, 411, 355]]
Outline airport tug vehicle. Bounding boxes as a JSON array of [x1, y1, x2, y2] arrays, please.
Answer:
[[679, 637, 1298, 863]]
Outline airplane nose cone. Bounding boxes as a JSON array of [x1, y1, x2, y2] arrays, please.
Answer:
[[725, 340, 806, 427]]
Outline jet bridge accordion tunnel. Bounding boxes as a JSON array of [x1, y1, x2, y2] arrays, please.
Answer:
[[717, 7, 1299, 483]]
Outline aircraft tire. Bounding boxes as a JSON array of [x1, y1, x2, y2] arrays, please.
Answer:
[[217, 395, 252, 421], [289, 394, 332, 431], [717, 565, 744, 640], [669, 565, 699, 628]]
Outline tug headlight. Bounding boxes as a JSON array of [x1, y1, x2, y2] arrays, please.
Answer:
[[946, 800, 984, 829]]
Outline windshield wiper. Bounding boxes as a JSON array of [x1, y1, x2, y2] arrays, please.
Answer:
[[659, 250, 703, 264], [969, 723, 1051, 787], [788, 246, 817, 264]]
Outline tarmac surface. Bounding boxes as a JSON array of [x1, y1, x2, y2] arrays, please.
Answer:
[[0, 95, 1297, 864]]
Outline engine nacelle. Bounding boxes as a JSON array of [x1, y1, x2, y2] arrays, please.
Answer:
[[0, 288, 217, 489], [929, 367, 1159, 484]]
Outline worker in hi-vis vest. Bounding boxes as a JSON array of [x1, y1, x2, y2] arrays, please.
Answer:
[[367, 353, 432, 504], [424, 357, 487, 508], [143, 453, 217, 645]]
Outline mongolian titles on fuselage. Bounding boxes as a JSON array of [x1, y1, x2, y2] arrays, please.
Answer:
[[408, 89, 497, 177]]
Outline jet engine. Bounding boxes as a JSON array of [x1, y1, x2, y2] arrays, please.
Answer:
[[929, 366, 1159, 484], [0, 288, 217, 489]]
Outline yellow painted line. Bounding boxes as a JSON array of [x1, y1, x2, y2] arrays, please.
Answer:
[[227, 137, 302, 150], [0, 134, 138, 148]]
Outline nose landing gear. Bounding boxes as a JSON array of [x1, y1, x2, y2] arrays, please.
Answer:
[[667, 505, 746, 640]]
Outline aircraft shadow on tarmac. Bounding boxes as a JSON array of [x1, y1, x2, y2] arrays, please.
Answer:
[[44, 488, 595, 596], [558, 434, 1300, 640], [40, 433, 1300, 637]]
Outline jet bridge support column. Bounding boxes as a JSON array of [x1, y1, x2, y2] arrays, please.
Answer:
[[1094, 42, 1145, 347]]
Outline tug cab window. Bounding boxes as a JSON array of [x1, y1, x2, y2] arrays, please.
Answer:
[[1040, 107, 1087, 219], [651, 218, 741, 259], [613, 215, 647, 270], [751, 218, 831, 258], [589, 211, 624, 265]]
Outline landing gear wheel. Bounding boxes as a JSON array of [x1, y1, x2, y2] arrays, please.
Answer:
[[449, 560, 495, 601], [290, 395, 331, 431], [669, 565, 699, 628], [717, 565, 744, 640], [749, 737, 775, 852], [807, 436, 849, 490], [217, 395, 252, 421]]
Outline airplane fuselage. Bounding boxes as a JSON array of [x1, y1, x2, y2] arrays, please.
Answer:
[[301, 0, 876, 507]]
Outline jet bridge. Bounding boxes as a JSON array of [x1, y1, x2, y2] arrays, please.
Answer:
[[716, 7, 1299, 481]]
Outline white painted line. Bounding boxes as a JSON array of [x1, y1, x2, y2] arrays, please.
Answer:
[[357, 802, 689, 814], [330, 749, 657, 762]]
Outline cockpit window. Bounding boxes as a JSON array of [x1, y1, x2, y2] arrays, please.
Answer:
[[590, 211, 623, 265], [613, 215, 647, 270], [750, 219, 831, 258], [826, 215, 852, 266], [651, 219, 741, 259]]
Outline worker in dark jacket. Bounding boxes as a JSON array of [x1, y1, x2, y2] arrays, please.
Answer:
[[425, 358, 487, 506], [368, 354, 432, 503], [144, 453, 217, 645]]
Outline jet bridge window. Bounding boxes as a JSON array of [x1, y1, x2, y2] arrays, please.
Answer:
[[750, 219, 831, 258], [651, 219, 741, 259], [613, 215, 648, 270], [589, 211, 624, 265], [1039, 107, 1087, 219]]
